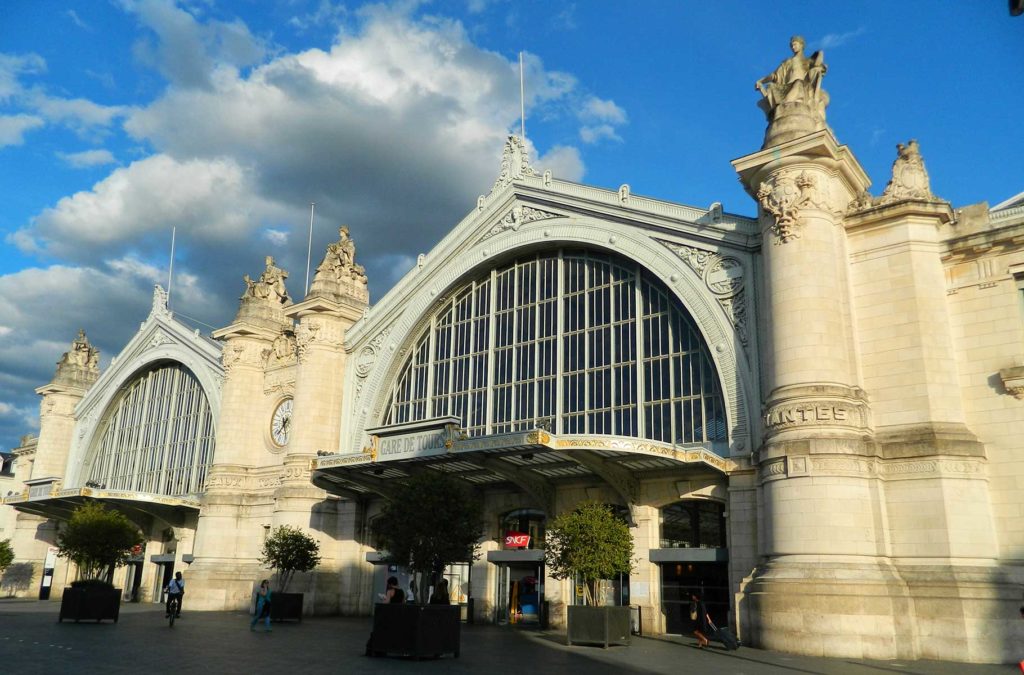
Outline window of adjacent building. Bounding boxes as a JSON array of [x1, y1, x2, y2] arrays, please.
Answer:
[[87, 362, 215, 496], [384, 249, 728, 452], [660, 500, 726, 549]]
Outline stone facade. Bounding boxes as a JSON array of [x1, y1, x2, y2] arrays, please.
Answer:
[[2, 39, 1022, 665]]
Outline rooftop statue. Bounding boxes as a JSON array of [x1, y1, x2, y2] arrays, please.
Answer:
[[243, 256, 290, 305], [879, 140, 938, 203], [756, 36, 830, 147], [53, 328, 100, 386], [308, 225, 370, 305]]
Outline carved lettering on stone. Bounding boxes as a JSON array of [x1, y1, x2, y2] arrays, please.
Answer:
[[763, 400, 866, 431]]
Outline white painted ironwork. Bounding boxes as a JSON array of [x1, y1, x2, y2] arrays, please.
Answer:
[[384, 250, 727, 451], [87, 363, 215, 496]]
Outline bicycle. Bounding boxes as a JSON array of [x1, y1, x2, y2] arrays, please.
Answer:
[[167, 595, 182, 627]]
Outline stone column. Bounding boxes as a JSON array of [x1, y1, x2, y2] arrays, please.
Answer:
[[277, 226, 370, 613], [188, 257, 293, 610], [32, 331, 100, 480], [627, 504, 662, 635], [733, 130, 921, 659]]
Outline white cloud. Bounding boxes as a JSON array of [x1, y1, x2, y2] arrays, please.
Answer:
[[814, 27, 866, 50], [0, 114, 43, 146], [536, 145, 584, 181], [580, 124, 621, 144], [580, 96, 626, 124], [57, 149, 117, 168], [66, 9, 91, 31], [0, 52, 46, 100], [264, 228, 288, 245]]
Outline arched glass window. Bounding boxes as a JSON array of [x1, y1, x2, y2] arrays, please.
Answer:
[[660, 500, 726, 549], [87, 362, 215, 496], [384, 250, 727, 449]]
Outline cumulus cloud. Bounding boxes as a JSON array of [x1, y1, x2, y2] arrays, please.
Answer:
[[57, 149, 117, 168], [580, 124, 621, 144], [0, 2, 623, 452], [0, 114, 44, 146]]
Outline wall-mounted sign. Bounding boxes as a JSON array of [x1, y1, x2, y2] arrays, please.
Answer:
[[504, 531, 531, 549]]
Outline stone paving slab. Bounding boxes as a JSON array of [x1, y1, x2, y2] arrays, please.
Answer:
[[0, 600, 1018, 675]]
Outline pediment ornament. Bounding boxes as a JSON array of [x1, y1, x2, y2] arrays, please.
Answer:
[[478, 205, 562, 243], [491, 135, 536, 193]]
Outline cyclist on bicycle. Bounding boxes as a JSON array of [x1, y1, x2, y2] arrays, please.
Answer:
[[165, 571, 184, 618]]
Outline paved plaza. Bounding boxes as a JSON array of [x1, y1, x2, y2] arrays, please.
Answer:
[[0, 600, 1018, 675]]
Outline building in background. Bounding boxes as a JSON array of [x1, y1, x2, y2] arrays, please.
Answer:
[[3, 39, 1023, 664]]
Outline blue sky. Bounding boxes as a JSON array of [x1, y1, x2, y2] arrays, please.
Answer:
[[0, 1, 1021, 453]]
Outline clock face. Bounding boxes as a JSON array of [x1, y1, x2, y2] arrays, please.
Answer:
[[271, 398, 293, 447]]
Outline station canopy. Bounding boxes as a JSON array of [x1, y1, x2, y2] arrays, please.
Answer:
[[311, 417, 735, 514]]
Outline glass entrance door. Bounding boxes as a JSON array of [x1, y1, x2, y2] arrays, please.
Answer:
[[660, 561, 729, 634], [495, 562, 543, 627]]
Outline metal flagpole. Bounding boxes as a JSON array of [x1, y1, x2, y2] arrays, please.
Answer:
[[519, 51, 526, 140], [167, 225, 176, 306], [304, 202, 315, 296]]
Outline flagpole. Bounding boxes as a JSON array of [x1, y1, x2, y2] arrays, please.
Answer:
[[519, 51, 526, 140], [167, 225, 176, 306], [304, 202, 315, 296]]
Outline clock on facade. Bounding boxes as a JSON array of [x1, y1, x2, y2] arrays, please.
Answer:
[[270, 398, 293, 447]]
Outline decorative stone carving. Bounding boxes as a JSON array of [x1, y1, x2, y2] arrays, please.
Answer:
[[53, 329, 100, 388], [221, 340, 264, 374], [879, 140, 938, 204], [150, 284, 172, 320], [756, 36, 829, 147], [999, 366, 1024, 399], [243, 256, 290, 305], [618, 184, 631, 204], [491, 135, 535, 193], [658, 241, 749, 348], [478, 205, 561, 242], [295, 322, 319, 363], [233, 256, 293, 329], [353, 327, 392, 404], [763, 399, 869, 432], [148, 332, 173, 350], [757, 170, 832, 244], [308, 226, 370, 305], [264, 330, 297, 368]]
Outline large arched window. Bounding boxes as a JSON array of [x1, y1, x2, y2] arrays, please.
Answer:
[[87, 362, 215, 496], [384, 250, 727, 449]]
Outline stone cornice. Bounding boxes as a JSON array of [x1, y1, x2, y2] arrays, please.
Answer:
[[285, 296, 365, 323], [732, 128, 871, 202], [844, 198, 954, 234], [211, 322, 281, 342]]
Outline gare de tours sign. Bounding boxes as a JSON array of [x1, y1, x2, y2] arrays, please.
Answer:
[[364, 417, 462, 462]]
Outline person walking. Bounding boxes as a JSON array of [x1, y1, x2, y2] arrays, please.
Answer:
[[429, 578, 450, 605], [165, 572, 184, 618], [250, 579, 273, 632], [689, 593, 711, 648], [385, 576, 405, 603]]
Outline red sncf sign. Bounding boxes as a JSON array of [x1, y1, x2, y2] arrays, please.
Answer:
[[504, 531, 530, 548]]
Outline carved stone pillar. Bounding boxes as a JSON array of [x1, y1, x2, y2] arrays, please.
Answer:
[[31, 331, 100, 480], [188, 259, 293, 610]]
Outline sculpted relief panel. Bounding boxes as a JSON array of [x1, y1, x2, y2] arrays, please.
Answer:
[[658, 240, 749, 350]]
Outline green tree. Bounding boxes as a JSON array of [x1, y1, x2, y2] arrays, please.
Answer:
[[0, 538, 14, 574], [260, 525, 322, 592], [56, 502, 143, 582], [372, 471, 483, 603], [545, 501, 633, 606]]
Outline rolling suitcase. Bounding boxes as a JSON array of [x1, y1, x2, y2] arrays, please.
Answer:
[[706, 617, 740, 650]]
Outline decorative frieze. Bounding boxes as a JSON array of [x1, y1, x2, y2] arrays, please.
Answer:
[[758, 455, 985, 482], [221, 340, 265, 374], [478, 205, 562, 243]]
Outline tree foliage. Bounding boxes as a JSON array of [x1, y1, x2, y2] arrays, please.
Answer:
[[56, 502, 143, 582], [545, 501, 633, 605], [0, 538, 13, 573], [260, 525, 322, 592], [372, 471, 483, 600]]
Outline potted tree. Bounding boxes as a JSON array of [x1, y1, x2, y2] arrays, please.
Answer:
[[56, 501, 143, 623], [367, 471, 483, 658], [259, 525, 321, 622], [545, 501, 634, 648]]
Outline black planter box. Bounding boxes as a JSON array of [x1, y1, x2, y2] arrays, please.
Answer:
[[566, 606, 631, 648], [270, 592, 303, 622], [58, 586, 122, 623], [366, 603, 460, 658]]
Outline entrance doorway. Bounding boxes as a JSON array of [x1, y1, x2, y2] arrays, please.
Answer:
[[496, 562, 543, 627], [660, 561, 729, 634]]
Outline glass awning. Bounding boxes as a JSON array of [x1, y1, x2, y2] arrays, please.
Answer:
[[3, 479, 200, 527]]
